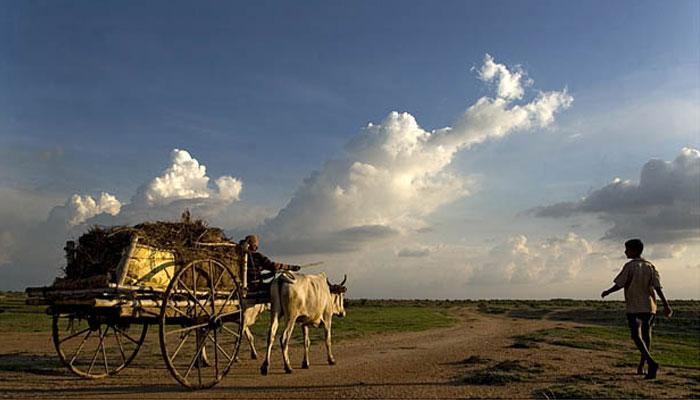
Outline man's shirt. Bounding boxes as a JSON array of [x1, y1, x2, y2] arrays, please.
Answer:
[[613, 258, 662, 314], [247, 252, 290, 283]]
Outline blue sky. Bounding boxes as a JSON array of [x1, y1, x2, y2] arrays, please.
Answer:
[[1, 1, 698, 298]]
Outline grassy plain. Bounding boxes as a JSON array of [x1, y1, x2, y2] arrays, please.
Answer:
[[1, 293, 698, 398]]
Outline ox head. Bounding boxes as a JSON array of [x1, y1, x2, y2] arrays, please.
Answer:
[[327, 275, 347, 318]]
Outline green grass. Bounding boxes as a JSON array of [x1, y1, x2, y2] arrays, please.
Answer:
[[459, 359, 544, 386], [1, 292, 458, 342], [534, 383, 647, 399], [474, 299, 700, 371], [0, 352, 62, 375], [0, 292, 51, 333], [515, 325, 699, 369], [247, 302, 458, 344]]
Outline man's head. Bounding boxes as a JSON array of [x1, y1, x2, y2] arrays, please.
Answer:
[[245, 235, 259, 252], [625, 239, 644, 259]]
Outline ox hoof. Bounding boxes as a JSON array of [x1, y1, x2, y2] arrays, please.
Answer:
[[260, 363, 269, 376], [251, 353, 258, 360], [284, 367, 293, 374], [328, 359, 336, 366], [301, 361, 310, 369]]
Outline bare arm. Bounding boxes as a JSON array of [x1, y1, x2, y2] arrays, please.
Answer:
[[601, 284, 623, 298], [654, 287, 673, 317]]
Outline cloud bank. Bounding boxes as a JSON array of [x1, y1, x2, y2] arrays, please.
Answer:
[[51, 149, 244, 227], [469, 233, 600, 285], [533, 147, 700, 243], [262, 54, 573, 254]]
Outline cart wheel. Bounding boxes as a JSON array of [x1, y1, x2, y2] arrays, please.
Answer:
[[159, 259, 243, 389], [52, 313, 148, 379]]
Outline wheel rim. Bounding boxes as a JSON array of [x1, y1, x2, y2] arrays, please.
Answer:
[[52, 313, 148, 379], [159, 259, 243, 389]]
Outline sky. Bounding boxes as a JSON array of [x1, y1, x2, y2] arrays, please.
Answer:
[[0, 0, 698, 299]]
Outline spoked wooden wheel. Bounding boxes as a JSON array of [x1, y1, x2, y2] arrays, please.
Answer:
[[52, 313, 148, 379], [159, 259, 243, 389]]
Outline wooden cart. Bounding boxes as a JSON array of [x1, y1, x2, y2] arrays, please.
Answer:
[[26, 235, 266, 389]]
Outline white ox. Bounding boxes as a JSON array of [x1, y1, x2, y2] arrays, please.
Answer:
[[240, 303, 270, 360], [260, 272, 347, 375], [203, 302, 269, 365]]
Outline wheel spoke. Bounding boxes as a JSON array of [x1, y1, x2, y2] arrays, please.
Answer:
[[68, 329, 92, 365], [59, 327, 91, 344], [112, 327, 127, 364], [221, 324, 241, 338], [183, 330, 208, 380], [101, 329, 109, 374], [169, 330, 193, 363], [209, 261, 217, 315], [216, 287, 238, 316], [177, 276, 211, 318], [212, 330, 219, 378], [166, 321, 210, 337], [206, 332, 232, 362], [167, 302, 191, 318], [113, 326, 141, 345], [87, 326, 106, 375]]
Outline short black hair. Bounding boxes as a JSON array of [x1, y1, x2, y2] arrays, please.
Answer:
[[625, 239, 644, 255]]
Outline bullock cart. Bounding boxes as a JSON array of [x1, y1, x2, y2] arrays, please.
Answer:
[[25, 220, 268, 389]]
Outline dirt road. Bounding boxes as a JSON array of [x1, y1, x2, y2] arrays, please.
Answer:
[[0, 307, 695, 399]]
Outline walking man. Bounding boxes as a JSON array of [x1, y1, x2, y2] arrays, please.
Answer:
[[601, 239, 672, 379]]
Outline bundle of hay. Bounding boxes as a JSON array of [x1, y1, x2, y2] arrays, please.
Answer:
[[55, 212, 238, 288]]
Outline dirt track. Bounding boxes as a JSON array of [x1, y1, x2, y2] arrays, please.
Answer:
[[0, 307, 696, 399]]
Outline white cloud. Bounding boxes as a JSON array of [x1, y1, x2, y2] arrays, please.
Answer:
[[646, 243, 688, 260], [57, 149, 246, 227], [135, 149, 242, 207], [469, 233, 600, 285], [66, 192, 122, 226], [0, 149, 249, 289], [534, 147, 700, 243], [262, 55, 572, 254], [215, 176, 243, 202], [478, 54, 531, 100]]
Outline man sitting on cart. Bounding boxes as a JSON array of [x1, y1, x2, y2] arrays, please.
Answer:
[[241, 235, 300, 298]]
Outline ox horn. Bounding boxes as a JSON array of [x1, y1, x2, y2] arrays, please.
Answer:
[[339, 274, 347, 286]]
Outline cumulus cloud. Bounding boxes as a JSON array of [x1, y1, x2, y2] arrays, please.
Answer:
[[134, 149, 242, 207], [42, 149, 244, 230], [477, 54, 531, 100], [469, 233, 599, 284], [533, 147, 700, 243], [66, 193, 122, 226], [0, 149, 249, 288], [646, 243, 688, 260], [261, 55, 572, 254]]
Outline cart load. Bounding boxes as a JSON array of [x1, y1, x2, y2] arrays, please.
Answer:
[[26, 214, 255, 389], [53, 216, 238, 290]]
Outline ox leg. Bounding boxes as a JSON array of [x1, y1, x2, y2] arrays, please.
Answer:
[[244, 325, 258, 360], [260, 311, 280, 376], [280, 316, 297, 374], [301, 325, 310, 369], [323, 321, 335, 365]]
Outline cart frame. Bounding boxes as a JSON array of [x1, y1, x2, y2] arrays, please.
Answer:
[[27, 238, 267, 390]]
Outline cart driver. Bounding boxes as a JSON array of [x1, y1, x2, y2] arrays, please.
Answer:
[[241, 235, 300, 295]]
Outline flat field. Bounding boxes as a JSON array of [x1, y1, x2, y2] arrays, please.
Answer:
[[0, 293, 698, 399]]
